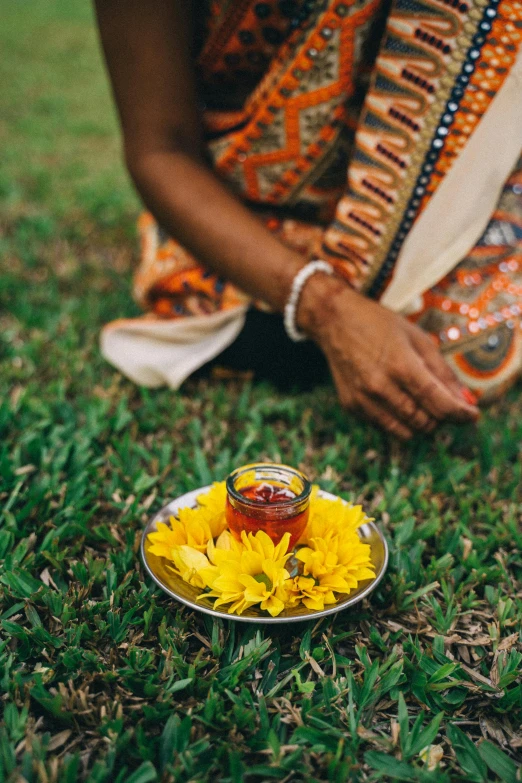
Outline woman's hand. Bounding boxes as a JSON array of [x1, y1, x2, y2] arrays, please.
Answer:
[[297, 274, 479, 439]]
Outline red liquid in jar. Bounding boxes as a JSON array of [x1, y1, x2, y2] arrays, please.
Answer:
[[226, 482, 308, 549], [240, 483, 296, 504]]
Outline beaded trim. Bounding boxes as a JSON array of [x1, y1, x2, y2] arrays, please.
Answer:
[[367, 0, 501, 299]]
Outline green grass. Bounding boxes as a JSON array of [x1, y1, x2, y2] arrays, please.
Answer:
[[1, 2, 522, 781]]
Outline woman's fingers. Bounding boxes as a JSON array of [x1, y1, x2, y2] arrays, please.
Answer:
[[406, 322, 479, 405], [366, 376, 436, 431], [384, 388, 436, 431], [332, 369, 415, 439], [359, 395, 414, 440], [398, 353, 479, 422]]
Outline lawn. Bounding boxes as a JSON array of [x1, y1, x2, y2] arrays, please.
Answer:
[[1, 2, 522, 781]]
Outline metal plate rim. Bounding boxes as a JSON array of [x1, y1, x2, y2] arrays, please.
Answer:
[[141, 486, 388, 624]]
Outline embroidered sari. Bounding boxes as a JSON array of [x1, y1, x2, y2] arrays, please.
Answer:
[[102, 0, 522, 400]]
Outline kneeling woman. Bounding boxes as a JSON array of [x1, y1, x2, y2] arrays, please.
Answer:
[[96, 0, 522, 438]]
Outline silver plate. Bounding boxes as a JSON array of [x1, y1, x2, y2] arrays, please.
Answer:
[[141, 487, 389, 624]]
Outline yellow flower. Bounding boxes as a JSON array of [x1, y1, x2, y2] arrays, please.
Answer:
[[294, 532, 375, 608], [300, 488, 368, 543], [174, 508, 216, 552], [147, 521, 187, 559], [165, 530, 236, 590], [286, 576, 339, 612], [198, 530, 293, 617], [331, 532, 376, 584], [196, 482, 228, 538], [168, 483, 228, 550], [148, 483, 228, 558], [168, 545, 210, 588]]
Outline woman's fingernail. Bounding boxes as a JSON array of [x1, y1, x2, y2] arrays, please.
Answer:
[[461, 387, 478, 406]]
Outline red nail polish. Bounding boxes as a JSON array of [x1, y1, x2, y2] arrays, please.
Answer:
[[461, 387, 478, 406]]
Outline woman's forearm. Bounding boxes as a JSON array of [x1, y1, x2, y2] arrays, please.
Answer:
[[94, 0, 309, 313], [128, 147, 307, 312]]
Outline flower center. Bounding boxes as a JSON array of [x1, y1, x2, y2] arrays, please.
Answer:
[[254, 573, 272, 590]]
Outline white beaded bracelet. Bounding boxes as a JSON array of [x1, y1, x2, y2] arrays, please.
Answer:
[[283, 259, 335, 342]]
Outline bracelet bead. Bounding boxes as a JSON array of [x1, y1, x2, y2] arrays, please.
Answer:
[[283, 260, 335, 342]]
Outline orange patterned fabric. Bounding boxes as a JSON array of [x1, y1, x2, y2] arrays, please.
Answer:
[[414, 158, 522, 401], [131, 0, 522, 398], [208, 0, 384, 211]]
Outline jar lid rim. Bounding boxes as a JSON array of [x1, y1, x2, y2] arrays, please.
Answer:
[[226, 462, 311, 507]]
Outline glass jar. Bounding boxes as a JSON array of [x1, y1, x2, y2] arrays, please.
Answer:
[[225, 463, 311, 548]]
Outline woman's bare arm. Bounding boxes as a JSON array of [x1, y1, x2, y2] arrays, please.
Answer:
[[94, 0, 479, 437], [94, 0, 303, 311]]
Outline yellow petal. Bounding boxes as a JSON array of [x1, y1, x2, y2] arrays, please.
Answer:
[[147, 521, 187, 557], [179, 545, 208, 569], [239, 550, 264, 576], [215, 530, 234, 550], [243, 585, 267, 603], [302, 595, 325, 611], [296, 576, 314, 590], [212, 574, 243, 593], [211, 547, 236, 566], [203, 510, 228, 539], [261, 594, 285, 617], [241, 529, 273, 559], [206, 532, 236, 565], [198, 565, 220, 588], [196, 482, 222, 503], [147, 541, 176, 559], [239, 574, 266, 591], [228, 595, 258, 615], [323, 591, 338, 605], [273, 532, 291, 560], [214, 593, 244, 610], [262, 560, 289, 589], [171, 545, 210, 588]]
